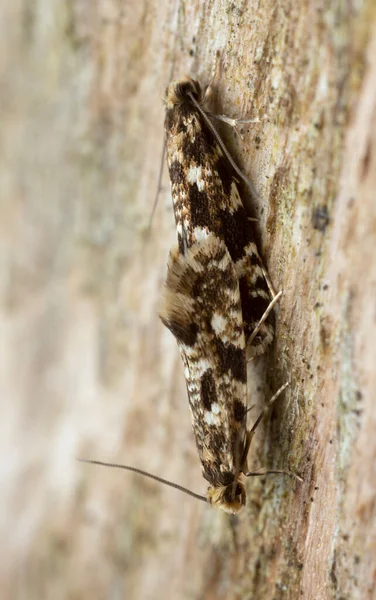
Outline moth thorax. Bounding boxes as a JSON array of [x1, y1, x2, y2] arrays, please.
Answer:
[[164, 77, 202, 108], [207, 480, 246, 514]]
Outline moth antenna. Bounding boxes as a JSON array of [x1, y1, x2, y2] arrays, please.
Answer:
[[147, 138, 166, 232], [77, 458, 207, 503], [187, 91, 260, 202]]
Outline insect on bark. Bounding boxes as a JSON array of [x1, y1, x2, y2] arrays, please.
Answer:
[[160, 78, 299, 513], [79, 76, 300, 514]]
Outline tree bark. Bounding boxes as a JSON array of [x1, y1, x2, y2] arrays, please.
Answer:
[[1, 1, 375, 599]]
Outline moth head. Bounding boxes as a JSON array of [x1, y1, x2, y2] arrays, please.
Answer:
[[164, 77, 202, 108], [207, 480, 246, 514]]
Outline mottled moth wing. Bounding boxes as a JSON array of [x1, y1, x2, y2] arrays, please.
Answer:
[[164, 77, 274, 356], [160, 236, 248, 513]]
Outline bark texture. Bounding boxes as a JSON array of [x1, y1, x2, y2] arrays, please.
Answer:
[[1, 1, 375, 599]]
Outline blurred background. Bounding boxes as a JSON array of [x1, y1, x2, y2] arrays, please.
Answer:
[[1, 1, 375, 599]]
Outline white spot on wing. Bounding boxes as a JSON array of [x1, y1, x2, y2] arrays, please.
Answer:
[[188, 165, 205, 191], [211, 312, 227, 336], [193, 227, 209, 242], [204, 410, 221, 426], [171, 149, 184, 164], [195, 358, 211, 376]]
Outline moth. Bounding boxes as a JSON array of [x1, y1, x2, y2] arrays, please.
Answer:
[[79, 76, 299, 512], [158, 77, 297, 513]]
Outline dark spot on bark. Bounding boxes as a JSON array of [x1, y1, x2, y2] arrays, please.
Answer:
[[313, 206, 330, 232], [361, 138, 372, 179], [330, 552, 338, 589]]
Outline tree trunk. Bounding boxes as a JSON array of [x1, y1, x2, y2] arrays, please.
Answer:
[[1, 1, 375, 599]]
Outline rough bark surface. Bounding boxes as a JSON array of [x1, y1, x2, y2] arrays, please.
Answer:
[[1, 1, 375, 599]]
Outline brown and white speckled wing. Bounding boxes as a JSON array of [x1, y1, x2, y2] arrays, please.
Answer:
[[164, 77, 274, 356], [159, 235, 248, 490]]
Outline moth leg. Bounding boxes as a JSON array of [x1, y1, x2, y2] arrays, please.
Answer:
[[202, 51, 221, 104], [233, 237, 279, 355], [240, 382, 289, 475], [239, 429, 256, 475], [209, 113, 265, 127], [247, 290, 282, 349], [237, 266, 276, 356], [245, 467, 303, 482], [261, 264, 277, 298], [202, 52, 266, 132], [206, 112, 267, 141]]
